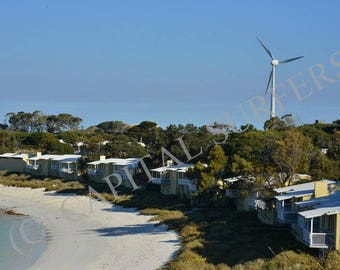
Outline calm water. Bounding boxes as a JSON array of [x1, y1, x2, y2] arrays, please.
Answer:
[[0, 212, 47, 270]]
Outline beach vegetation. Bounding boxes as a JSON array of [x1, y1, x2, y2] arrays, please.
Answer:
[[0, 171, 86, 193]]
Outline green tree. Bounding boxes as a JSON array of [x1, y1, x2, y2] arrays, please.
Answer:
[[198, 145, 227, 192], [240, 124, 256, 132], [299, 124, 331, 148], [57, 113, 82, 131], [96, 121, 128, 134], [0, 124, 8, 130], [46, 115, 60, 133], [104, 134, 147, 158], [328, 131, 340, 161], [30, 110, 46, 132], [272, 130, 313, 186], [127, 121, 159, 145], [0, 131, 17, 153], [264, 116, 286, 130], [208, 145, 228, 176], [198, 172, 215, 193], [58, 131, 81, 145], [46, 113, 82, 133], [6, 111, 32, 132], [310, 150, 338, 180], [39, 133, 75, 154], [231, 154, 254, 176]]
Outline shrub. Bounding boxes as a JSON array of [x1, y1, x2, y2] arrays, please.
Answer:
[[168, 249, 209, 270], [265, 251, 320, 270], [324, 250, 340, 270]]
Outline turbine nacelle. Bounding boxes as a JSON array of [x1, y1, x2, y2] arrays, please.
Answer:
[[271, 59, 279, 66]]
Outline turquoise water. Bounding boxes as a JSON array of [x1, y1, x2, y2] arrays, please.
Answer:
[[0, 212, 47, 270]]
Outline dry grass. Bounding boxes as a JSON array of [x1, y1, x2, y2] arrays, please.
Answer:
[[232, 259, 266, 270], [265, 250, 320, 270], [141, 208, 185, 222], [0, 172, 86, 193], [324, 250, 340, 270], [168, 248, 212, 270]]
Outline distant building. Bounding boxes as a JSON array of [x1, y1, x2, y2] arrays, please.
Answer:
[[321, 148, 328, 155], [292, 174, 312, 183], [27, 152, 81, 180], [137, 138, 146, 148], [151, 164, 197, 199], [0, 153, 29, 173], [223, 176, 259, 211], [75, 142, 85, 154], [87, 156, 139, 188]]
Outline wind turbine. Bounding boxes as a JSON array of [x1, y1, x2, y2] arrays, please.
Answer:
[[257, 37, 303, 119]]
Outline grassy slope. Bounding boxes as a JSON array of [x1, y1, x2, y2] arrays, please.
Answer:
[[1, 172, 339, 269]]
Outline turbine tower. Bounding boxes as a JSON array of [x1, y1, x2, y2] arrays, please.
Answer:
[[257, 38, 303, 119]]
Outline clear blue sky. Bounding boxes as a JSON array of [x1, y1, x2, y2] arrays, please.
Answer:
[[0, 1, 339, 129]]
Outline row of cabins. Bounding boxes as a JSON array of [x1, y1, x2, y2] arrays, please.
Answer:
[[0, 152, 139, 186], [0, 152, 198, 198]]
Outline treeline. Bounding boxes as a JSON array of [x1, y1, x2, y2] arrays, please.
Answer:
[[0, 118, 216, 165], [0, 111, 339, 187], [185, 120, 339, 197], [1, 111, 82, 133]]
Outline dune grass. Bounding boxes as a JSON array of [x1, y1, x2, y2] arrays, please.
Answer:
[[0, 171, 86, 193]]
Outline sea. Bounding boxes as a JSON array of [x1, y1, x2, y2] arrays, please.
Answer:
[[0, 211, 47, 270]]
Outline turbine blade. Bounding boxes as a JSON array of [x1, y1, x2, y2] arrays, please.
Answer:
[[279, 56, 304, 64], [257, 37, 274, 59], [265, 70, 273, 94]]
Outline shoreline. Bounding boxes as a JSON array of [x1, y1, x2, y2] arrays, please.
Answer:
[[0, 209, 46, 270], [0, 185, 180, 270]]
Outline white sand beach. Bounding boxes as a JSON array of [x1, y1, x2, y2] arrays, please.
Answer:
[[0, 185, 180, 270]]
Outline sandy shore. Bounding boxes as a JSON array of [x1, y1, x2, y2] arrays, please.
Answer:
[[0, 185, 180, 270]]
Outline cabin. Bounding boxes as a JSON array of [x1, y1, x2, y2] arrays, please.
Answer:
[[87, 156, 139, 188], [295, 191, 340, 249], [256, 197, 277, 225], [50, 154, 82, 180], [151, 164, 197, 199], [224, 177, 259, 211], [27, 153, 81, 180], [274, 180, 336, 224], [27, 153, 55, 177], [0, 153, 29, 173], [270, 179, 340, 250]]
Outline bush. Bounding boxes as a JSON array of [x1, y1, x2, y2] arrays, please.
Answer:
[[265, 251, 320, 270], [141, 208, 185, 222], [324, 250, 340, 270], [232, 259, 266, 270], [181, 224, 201, 240], [0, 172, 85, 193], [168, 249, 209, 270]]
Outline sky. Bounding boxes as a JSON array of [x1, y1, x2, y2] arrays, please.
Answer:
[[0, 1, 339, 129]]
